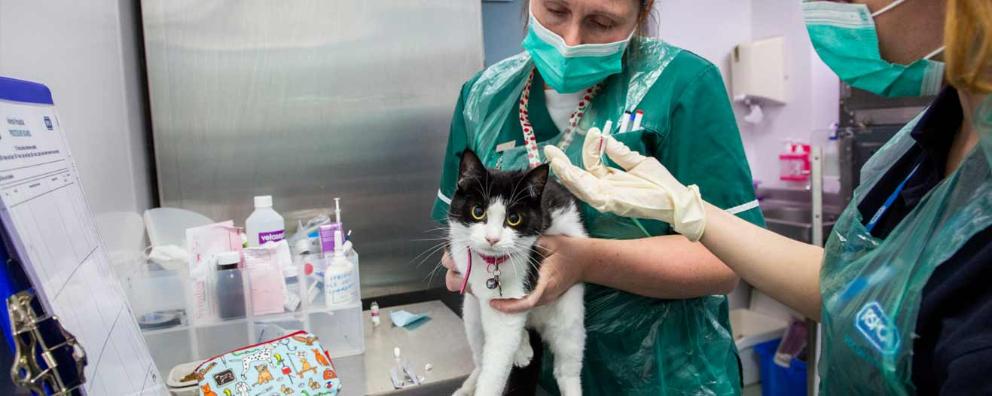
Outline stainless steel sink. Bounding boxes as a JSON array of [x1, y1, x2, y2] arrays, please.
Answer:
[[758, 188, 844, 244], [761, 206, 840, 224]]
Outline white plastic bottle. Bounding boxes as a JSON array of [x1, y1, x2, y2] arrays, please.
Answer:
[[324, 229, 354, 307], [246, 195, 285, 247]]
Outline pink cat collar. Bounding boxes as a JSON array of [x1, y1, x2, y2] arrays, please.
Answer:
[[478, 254, 509, 265], [460, 249, 510, 294], [460, 248, 472, 295]]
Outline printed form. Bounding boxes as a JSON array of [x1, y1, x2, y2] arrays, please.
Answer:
[[0, 96, 164, 395]]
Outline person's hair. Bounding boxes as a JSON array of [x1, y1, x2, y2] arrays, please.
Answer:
[[522, 0, 657, 37], [945, 0, 992, 93], [637, 0, 658, 36]]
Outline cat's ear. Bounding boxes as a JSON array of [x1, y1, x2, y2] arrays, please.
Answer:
[[458, 150, 486, 190], [523, 163, 550, 198]]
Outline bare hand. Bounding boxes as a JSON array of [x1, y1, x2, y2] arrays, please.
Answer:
[[441, 250, 471, 294], [489, 236, 585, 313]]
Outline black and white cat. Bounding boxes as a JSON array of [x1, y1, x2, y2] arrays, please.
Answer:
[[448, 150, 587, 396]]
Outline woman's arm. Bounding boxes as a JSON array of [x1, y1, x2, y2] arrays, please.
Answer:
[[569, 235, 738, 298], [488, 234, 737, 313], [547, 131, 826, 319], [489, 207, 826, 317], [701, 203, 823, 319]]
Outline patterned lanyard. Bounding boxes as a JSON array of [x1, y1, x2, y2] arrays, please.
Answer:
[[518, 69, 601, 168]]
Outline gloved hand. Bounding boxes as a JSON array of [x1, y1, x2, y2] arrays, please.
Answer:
[[544, 128, 707, 241]]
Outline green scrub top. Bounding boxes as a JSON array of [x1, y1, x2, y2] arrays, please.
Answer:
[[432, 41, 765, 395]]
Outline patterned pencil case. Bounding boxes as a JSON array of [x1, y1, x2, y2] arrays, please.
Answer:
[[194, 330, 342, 396]]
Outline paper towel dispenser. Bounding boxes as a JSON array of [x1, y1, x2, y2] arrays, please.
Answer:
[[732, 36, 787, 105]]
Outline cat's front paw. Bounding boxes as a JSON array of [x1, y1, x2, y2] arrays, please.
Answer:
[[513, 339, 534, 368], [453, 368, 479, 396]]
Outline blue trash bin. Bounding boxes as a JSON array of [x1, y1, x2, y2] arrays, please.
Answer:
[[754, 338, 807, 396]]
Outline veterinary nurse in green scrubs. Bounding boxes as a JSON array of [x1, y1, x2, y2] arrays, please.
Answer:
[[434, 0, 764, 393]]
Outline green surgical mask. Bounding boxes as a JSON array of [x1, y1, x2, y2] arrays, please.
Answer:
[[803, 0, 945, 97], [522, 5, 634, 93]]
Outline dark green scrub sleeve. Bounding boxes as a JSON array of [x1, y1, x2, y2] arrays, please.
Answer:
[[660, 64, 765, 227]]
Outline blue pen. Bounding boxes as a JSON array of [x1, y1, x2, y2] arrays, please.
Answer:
[[865, 162, 922, 233]]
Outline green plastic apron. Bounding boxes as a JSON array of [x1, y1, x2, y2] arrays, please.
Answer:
[[464, 38, 741, 395], [818, 112, 992, 395]]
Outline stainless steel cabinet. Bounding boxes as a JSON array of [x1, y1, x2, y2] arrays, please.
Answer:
[[141, 1, 484, 297]]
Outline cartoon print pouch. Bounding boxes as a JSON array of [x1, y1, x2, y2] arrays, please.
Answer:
[[194, 330, 341, 396]]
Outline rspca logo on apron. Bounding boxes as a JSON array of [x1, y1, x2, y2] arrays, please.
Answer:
[[855, 301, 900, 354]]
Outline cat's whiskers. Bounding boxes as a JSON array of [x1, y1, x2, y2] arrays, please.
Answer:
[[500, 239, 536, 289], [420, 227, 453, 236], [410, 236, 453, 242], [422, 244, 452, 286], [506, 176, 530, 207], [506, 176, 538, 209], [522, 248, 543, 267], [411, 242, 452, 289], [426, 261, 446, 287], [410, 226, 454, 263], [474, 176, 492, 204], [412, 240, 451, 268]]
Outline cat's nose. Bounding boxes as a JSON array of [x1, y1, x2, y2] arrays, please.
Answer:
[[485, 236, 500, 246]]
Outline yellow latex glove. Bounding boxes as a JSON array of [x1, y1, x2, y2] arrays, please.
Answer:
[[544, 128, 706, 241]]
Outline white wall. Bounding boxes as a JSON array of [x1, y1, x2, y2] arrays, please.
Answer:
[[746, 0, 840, 188], [655, 0, 839, 189], [0, 0, 154, 253], [655, 1, 752, 88]]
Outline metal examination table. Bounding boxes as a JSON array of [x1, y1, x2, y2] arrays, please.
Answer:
[[334, 300, 474, 395]]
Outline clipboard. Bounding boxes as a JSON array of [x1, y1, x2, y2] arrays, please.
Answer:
[[0, 76, 164, 395], [2, 229, 87, 395]]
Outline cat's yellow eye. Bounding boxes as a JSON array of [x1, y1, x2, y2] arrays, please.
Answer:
[[471, 205, 486, 221], [506, 212, 523, 227]]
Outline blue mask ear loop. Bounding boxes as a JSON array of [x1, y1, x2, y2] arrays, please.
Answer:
[[865, 161, 922, 234]]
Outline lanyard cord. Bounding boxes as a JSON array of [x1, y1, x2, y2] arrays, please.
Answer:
[[865, 161, 923, 233], [518, 69, 600, 168]]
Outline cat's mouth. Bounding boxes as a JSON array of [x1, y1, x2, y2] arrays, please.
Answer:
[[476, 253, 509, 266]]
